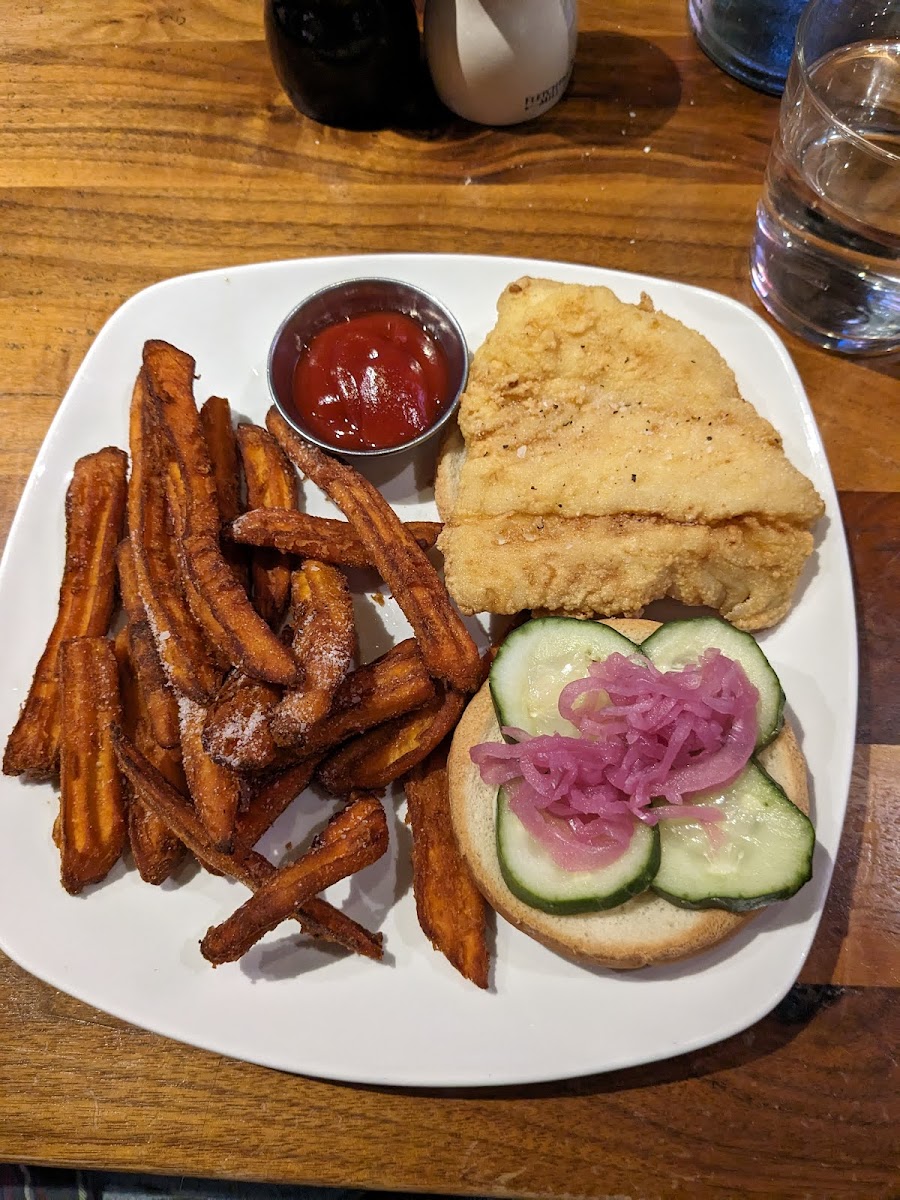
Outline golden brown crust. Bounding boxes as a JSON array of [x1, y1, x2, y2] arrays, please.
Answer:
[[267, 406, 482, 694], [437, 277, 824, 631], [447, 618, 810, 970], [3, 447, 127, 778]]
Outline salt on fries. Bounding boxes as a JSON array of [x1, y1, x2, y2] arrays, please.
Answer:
[[267, 407, 483, 694], [128, 372, 222, 702], [142, 340, 301, 686], [114, 625, 186, 886], [270, 560, 357, 745], [116, 538, 180, 750], [4, 338, 490, 988]]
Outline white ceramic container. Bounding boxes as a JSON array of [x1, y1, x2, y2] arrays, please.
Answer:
[[425, 0, 578, 125]]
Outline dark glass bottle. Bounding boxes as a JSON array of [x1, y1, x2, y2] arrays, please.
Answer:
[[265, 0, 422, 130]]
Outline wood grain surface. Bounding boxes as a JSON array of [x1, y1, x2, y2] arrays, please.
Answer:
[[0, 1, 898, 1196]]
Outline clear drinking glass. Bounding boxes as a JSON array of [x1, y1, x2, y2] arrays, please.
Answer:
[[750, 0, 900, 355]]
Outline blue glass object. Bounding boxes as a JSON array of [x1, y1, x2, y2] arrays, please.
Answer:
[[688, 0, 810, 95]]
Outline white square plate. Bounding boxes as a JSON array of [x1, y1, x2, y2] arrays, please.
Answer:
[[0, 254, 856, 1087]]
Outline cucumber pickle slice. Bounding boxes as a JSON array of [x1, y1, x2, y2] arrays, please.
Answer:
[[651, 761, 814, 912], [497, 788, 660, 915], [640, 616, 785, 748], [490, 616, 642, 736]]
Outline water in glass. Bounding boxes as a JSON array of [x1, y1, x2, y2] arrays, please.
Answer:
[[751, 39, 900, 354]]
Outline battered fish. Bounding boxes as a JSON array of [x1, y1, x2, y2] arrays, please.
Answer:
[[436, 277, 824, 630]]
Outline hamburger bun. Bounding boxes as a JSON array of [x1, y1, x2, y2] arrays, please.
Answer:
[[447, 618, 810, 969]]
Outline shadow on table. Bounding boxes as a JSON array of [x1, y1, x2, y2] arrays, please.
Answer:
[[395, 31, 682, 153]]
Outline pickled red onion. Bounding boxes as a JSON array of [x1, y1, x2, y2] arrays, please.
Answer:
[[471, 649, 758, 870]]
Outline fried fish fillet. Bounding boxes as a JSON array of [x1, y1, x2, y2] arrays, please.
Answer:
[[435, 277, 825, 630]]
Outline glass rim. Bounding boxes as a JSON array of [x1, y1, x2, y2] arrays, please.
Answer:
[[793, 0, 900, 166]]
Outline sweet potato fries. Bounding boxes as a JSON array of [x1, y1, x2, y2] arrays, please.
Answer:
[[3, 447, 127, 778], [4, 337, 490, 987]]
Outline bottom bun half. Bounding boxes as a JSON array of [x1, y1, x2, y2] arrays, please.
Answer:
[[447, 618, 810, 970]]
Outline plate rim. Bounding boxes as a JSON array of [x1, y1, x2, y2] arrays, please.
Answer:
[[0, 252, 857, 1088]]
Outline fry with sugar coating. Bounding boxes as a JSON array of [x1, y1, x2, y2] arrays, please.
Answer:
[[200, 793, 389, 965], [267, 407, 481, 693], [179, 696, 242, 854], [236, 423, 298, 628], [116, 537, 180, 749], [128, 371, 221, 702], [115, 629, 186, 885], [113, 729, 384, 959], [142, 341, 301, 686], [58, 637, 128, 894], [201, 670, 281, 772], [226, 508, 442, 568], [4, 447, 127, 778], [279, 639, 437, 758], [271, 562, 357, 744], [405, 748, 490, 989]]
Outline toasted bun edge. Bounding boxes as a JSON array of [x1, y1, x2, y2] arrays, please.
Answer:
[[447, 618, 810, 970]]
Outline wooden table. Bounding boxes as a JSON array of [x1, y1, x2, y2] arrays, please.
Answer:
[[1, 2, 897, 1196]]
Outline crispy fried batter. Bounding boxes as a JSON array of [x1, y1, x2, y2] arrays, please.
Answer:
[[4, 448, 127, 778], [128, 371, 222, 701], [178, 696, 242, 854], [404, 748, 490, 989], [142, 341, 301, 685], [236, 423, 298, 628], [436, 277, 824, 630], [234, 758, 320, 857], [200, 794, 388, 965], [113, 729, 383, 959], [267, 407, 481, 692], [201, 670, 281, 772], [58, 637, 128, 894], [200, 395, 248, 589], [226, 508, 443, 568], [115, 628, 185, 883], [318, 686, 466, 794], [116, 538, 180, 749], [271, 562, 356, 744]]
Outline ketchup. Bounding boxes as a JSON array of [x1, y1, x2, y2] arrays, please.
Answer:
[[291, 311, 451, 451]]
